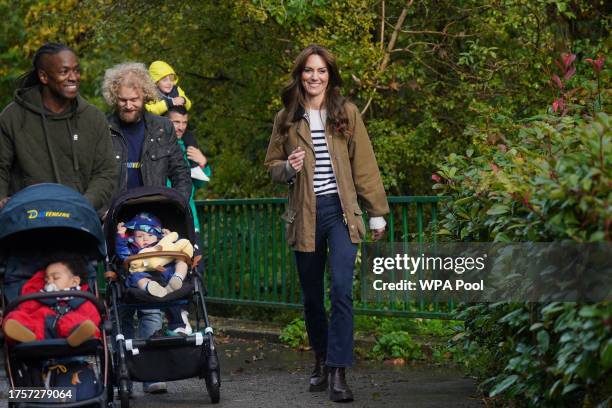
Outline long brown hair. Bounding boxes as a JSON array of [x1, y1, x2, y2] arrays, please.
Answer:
[[278, 44, 348, 138]]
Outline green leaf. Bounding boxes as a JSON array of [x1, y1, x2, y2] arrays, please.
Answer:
[[600, 340, 612, 368], [487, 204, 509, 215], [561, 383, 580, 395], [489, 375, 519, 397], [548, 379, 563, 398], [537, 330, 550, 352], [530, 323, 544, 331], [578, 306, 600, 318]]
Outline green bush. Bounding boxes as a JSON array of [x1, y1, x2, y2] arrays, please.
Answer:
[[279, 318, 308, 349], [435, 54, 611, 406], [371, 331, 422, 361]]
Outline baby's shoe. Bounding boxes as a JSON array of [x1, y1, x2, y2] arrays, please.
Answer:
[[166, 310, 193, 336], [167, 274, 184, 291], [67, 320, 97, 347], [146, 281, 168, 297], [3, 319, 36, 343]]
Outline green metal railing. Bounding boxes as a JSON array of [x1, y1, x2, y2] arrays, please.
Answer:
[[196, 196, 453, 319]]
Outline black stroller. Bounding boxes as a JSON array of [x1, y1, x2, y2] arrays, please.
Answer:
[[0, 183, 112, 407], [103, 186, 220, 407]]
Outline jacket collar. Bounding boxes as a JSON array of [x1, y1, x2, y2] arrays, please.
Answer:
[[295, 116, 314, 152], [108, 110, 150, 135]]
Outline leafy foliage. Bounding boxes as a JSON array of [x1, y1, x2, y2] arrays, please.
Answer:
[[0, 0, 608, 197], [279, 318, 308, 348], [435, 56, 611, 406], [371, 331, 423, 360]]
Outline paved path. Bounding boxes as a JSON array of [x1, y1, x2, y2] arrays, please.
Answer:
[[126, 336, 483, 408]]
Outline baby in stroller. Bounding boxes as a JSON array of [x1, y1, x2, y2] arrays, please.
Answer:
[[116, 212, 193, 298], [3, 253, 100, 347], [105, 186, 221, 405], [0, 183, 112, 406], [116, 211, 194, 335]]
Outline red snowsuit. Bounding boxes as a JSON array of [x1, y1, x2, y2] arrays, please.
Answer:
[[4, 270, 101, 341]]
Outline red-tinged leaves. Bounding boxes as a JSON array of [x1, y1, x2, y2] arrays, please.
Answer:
[[551, 74, 563, 89], [585, 56, 605, 74], [552, 98, 565, 113], [565, 87, 580, 98], [431, 173, 442, 183], [595, 56, 605, 72], [563, 65, 575, 81], [489, 162, 500, 173], [561, 52, 576, 68], [522, 192, 531, 206]]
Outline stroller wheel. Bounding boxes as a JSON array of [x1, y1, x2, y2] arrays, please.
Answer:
[[119, 379, 130, 408], [205, 369, 221, 404]]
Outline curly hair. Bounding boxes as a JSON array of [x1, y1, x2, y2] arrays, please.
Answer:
[[102, 62, 159, 106]]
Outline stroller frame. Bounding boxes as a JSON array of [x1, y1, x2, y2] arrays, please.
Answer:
[[103, 186, 220, 407], [0, 184, 114, 408]]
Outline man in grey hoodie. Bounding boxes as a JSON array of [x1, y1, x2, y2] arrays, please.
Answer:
[[0, 43, 116, 213]]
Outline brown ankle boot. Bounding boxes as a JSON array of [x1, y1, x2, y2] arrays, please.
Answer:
[[328, 367, 354, 402], [309, 352, 328, 392], [3, 320, 36, 343], [66, 320, 97, 347]]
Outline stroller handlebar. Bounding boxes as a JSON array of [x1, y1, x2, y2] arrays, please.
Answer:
[[4, 290, 106, 317], [123, 251, 193, 271]]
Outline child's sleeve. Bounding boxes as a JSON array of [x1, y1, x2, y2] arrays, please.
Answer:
[[178, 86, 192, 111], [145, 99, 170, 116], [115, 233, 132, 260]]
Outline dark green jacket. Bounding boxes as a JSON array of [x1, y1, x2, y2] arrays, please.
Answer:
[[0, 86, 117, 212]]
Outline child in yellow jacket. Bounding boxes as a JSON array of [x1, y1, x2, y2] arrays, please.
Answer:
[[146, 60, 192, 116]]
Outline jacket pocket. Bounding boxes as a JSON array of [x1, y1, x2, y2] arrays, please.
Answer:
[[281, 208, 297, 246], [146, 147, 171, 184], [148, 147, 171, 161]]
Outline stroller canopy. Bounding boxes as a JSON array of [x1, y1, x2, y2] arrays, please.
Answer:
[[0, 183, 106, 258], [104, 186, 194, 258]]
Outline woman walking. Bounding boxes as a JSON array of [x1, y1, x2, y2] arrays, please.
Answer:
[[264, 44, 389, 402]]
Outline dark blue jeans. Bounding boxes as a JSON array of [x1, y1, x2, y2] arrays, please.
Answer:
[[295, 194, 358, 367]]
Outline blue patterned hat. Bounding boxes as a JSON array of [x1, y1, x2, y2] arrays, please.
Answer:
[[124, 212, 163, 238]]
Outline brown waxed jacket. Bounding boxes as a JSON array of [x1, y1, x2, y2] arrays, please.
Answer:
[[264, 102, 389, 252]]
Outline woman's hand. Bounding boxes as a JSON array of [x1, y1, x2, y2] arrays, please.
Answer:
[[117, 222, 126, 235], [371, 227, 385, 241], [187, 146, 207, 167], [288, 146, 305, 172]]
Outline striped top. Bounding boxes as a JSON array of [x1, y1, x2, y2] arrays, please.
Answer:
[[308, 109, 338, 196]]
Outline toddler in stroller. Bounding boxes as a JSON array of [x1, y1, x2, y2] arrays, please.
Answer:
[[3, 254, 100, 347], [115, 211, 194, 334], [116, 212, 192, 298], [104, 186, 220, 406], [0, 183, 112, 407]]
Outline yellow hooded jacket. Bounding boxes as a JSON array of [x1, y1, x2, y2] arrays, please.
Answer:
[[146, 60, 192, 115]]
